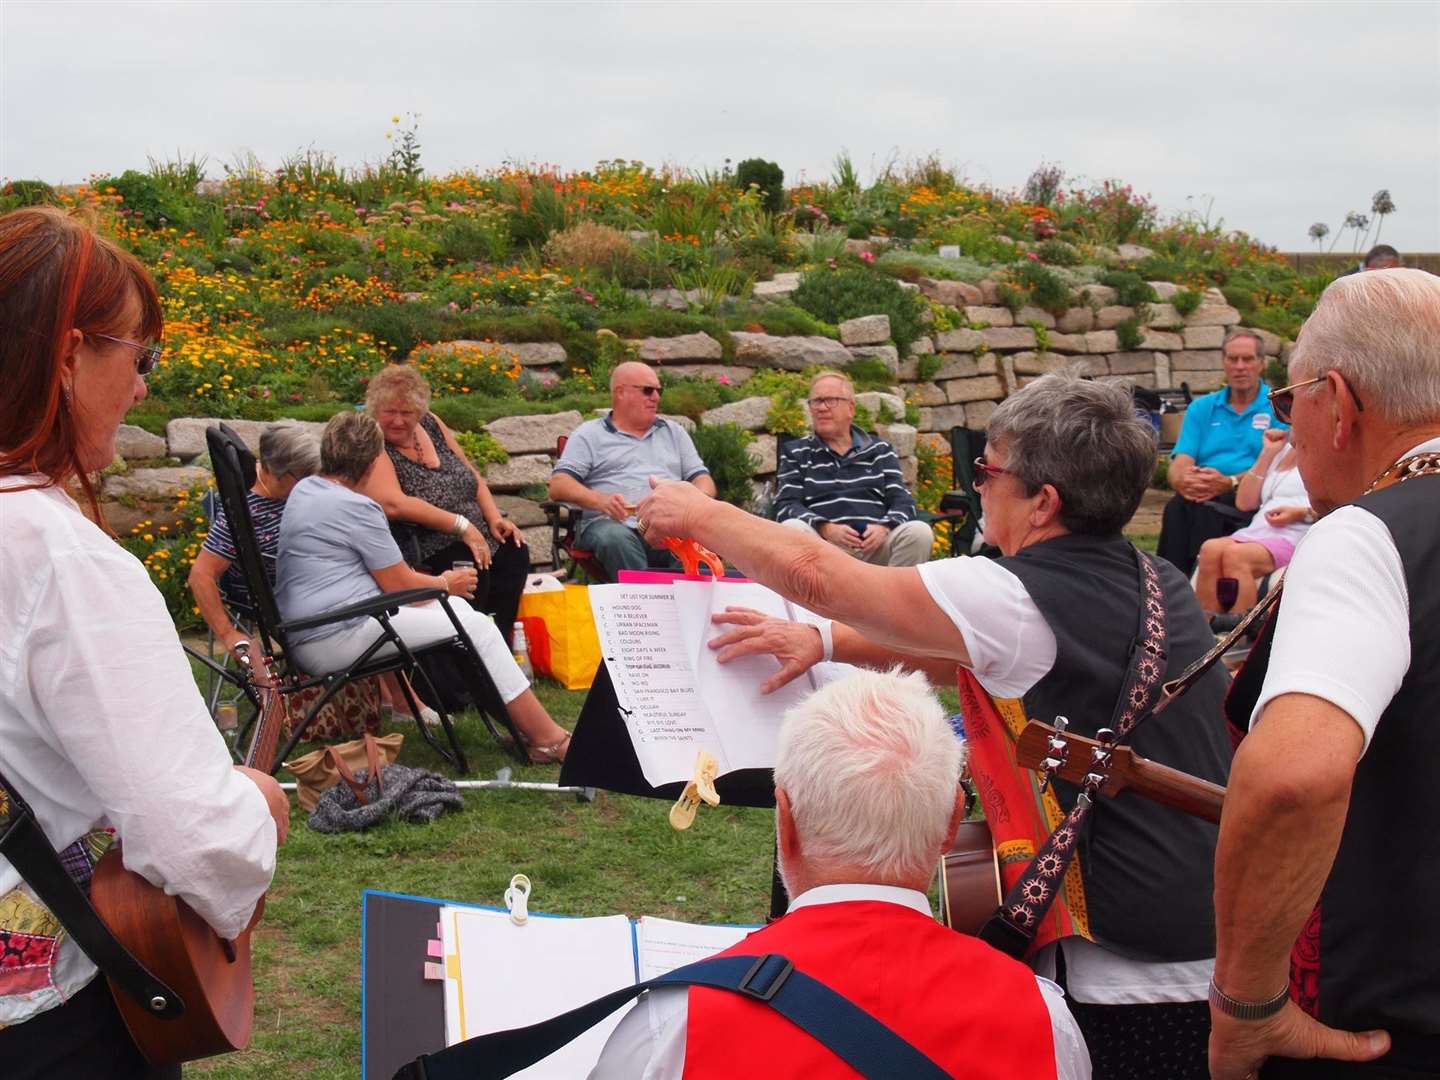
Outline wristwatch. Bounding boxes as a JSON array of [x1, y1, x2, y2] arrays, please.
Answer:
[[1229, 474, 1241, 491], [1209, 977, 1290, 1020]]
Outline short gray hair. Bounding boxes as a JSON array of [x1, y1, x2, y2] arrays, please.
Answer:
[[1222, 328, 1264, 356], [774, 667, 962, 885], [257, 422, 320, 480], [319, 411, 384, 484], [987, 372, 1157, 536], [1291, 268, 1440, 428], [808, 369, 854, 396]]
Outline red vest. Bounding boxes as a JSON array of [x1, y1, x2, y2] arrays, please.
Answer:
[[683, 899, 1058, 1079]]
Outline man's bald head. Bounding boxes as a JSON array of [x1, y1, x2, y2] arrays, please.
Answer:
[[609, 361, 662, 434]]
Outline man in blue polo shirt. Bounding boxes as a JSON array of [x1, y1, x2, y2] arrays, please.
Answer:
[[1157, 328, 1287, 575], [549, 361, 716, 580]]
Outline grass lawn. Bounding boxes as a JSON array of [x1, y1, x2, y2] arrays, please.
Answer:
[[192, 680, 779, 1079]]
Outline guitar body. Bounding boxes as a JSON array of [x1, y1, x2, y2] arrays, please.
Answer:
[[89, 846, 255, 1063], [936, 819, 1003, 936]]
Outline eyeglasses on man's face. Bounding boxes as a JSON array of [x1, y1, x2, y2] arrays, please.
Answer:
[[807, 396, 853, 411], [624, 384, 662, 398], [91, 333, 163, 376], [1268, 372, 1365, 425]]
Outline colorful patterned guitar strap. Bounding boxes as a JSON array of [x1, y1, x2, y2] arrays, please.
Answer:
[[979, 548, 1168, 960]]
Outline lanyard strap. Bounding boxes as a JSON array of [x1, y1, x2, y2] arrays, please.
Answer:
[[391, 952, 950, 1080]]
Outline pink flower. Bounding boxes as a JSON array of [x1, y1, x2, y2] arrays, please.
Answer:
[[860, 250, 875, 264], [1026, 251, 1040, 261], [717, 375, 732, 385]]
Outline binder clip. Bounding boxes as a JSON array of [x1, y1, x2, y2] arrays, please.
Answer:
[[504, 873, 531, 925], [669, 749, 720, 831]]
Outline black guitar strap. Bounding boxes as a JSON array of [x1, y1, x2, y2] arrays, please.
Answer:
[[0, 767, 185, 1019]]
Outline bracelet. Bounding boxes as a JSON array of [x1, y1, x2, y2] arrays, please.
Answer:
[[815, 621, 834, 663], [1246, 471, 1266, 480], [1209, 977, 1290, 1020], [453, 514, 470, 539]]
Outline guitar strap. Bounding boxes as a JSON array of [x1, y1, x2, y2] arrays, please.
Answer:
[[389, 952, 950, 1080], [979, 547, 1169, 959], [0, 766, 185, 1019]]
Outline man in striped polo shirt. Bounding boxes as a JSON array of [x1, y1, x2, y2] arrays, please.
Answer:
[[774, 370, 933, 566]]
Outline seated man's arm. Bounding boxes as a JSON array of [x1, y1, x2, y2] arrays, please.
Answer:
[[549, 470, 625, 520], [688, 472, 716, 497], [773, 440, 819, 525]]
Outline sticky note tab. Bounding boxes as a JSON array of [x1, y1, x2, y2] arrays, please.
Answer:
[[426, 939, 443, 958], [423, 961, 444, 981], [446, 954, 460, 979]]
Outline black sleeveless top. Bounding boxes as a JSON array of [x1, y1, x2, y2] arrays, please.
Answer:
[[1001, 532, 1233, 962], [385, 413, 497, 564]]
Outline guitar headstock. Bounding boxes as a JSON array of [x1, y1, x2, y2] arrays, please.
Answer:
[[1016, 718, 1136, 800]]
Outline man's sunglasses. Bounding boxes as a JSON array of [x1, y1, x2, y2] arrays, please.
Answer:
[[91, 333, 163, 376], [1268, 373, 1365, 425], [972, 456, 1011, 487], [624, 384, 662, 398]]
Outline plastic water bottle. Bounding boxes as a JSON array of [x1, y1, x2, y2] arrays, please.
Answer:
[[512, 622, 534, 681]]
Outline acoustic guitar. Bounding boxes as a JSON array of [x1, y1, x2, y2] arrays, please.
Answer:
[[89, 645, 284, 1064], [938, 720, 1226, 933]]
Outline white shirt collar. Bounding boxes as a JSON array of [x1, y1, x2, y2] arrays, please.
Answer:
[[1401, 436, 1440, 459], [786, 883, 933, 918]]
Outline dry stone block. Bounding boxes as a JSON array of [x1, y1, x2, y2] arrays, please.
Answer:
[[521, 526, 554, 569], [848, 345, 900, 374], [900, 455, 918, 490], [1148, 281, 1179, 299], [165, 417, 294, 460], [746, 433, 778, 475], [1178, 370, 1225, 392], [975, 353, 999, 375], [1280, 341, 1297, 365], [1182, 325, 1225, 350], [1096, 306, 1137, 330], [839, 314, 892, 346], [967, 401, 998, 429], [913, 381, 947, 406], [978, 280, 1002, 305], [1016, 306, 1057, 329], [1046, 332, 1087, 353], [856, 391, 906, 420], [1171, 349, 1225, 371], [1140, 330, 1183, 351], [919, 278, 983, 307], [485, 410, 584, 455], [1078, 283, 1118, 306], [729, 332, 852, 371], [1185, 304, 1242, 327], [918, 404, 968, 433], [1144, 304, 1183, 330], [1204, 287, 1227, 305], [1155, 354, 1172, 389], [103, 466, 211, 502], [494, 495, 547, 528], [918, 432, 949, 454], [934, 328, 985, 353], [1117, 243, 1155, 261], [1083, 331, 1119, 354], [629, 332, 723, 363], [981, 327, 1037, 350], [661, 364, 753, 385], [482, 454, 554, 493], [1012, 351, 1061, 375], [752, 272, 801, 301], [115, 424, 168, 460], [965, 306, 1013, 328], [1249, 327, 1283, 356], [935, 355, 981, 380], [1056, 307, 1095, 333], [909, 336, 934, 356], [1109, 351, 1162, 375], [701, 396, 774, 432], [876, 423, 917, 459], [945, 375, 1005, 403]]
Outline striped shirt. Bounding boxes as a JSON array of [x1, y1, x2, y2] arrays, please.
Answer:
[[774, 428, 918, 530], [201, 491, 286, 607]]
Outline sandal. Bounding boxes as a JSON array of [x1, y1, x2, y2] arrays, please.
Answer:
[[525, 731, 571, 765]]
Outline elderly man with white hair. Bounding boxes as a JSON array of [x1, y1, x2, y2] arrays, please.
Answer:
[[590, 667, 1090, 1079], [1209, 268, 1440, 1080]]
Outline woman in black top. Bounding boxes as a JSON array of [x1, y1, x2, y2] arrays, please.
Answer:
[[361, 364, 529, 648]]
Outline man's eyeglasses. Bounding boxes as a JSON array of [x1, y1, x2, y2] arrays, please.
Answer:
[[807, 396, 853, 410], [91, 333, 163, 376], [624, 384, 662, 398], [1268, 373, 1365, 425], [972, 456, 1011, 487]]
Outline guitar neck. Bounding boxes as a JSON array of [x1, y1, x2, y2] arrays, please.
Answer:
[[243, 680, 285, 774]]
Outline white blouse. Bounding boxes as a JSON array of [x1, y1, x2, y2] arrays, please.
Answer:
[[0, 478, 276, 1024]]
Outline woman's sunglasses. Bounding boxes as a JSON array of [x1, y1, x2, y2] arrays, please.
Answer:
[[1268, 373, 1365, 424], [972, 456, 1011, 487], [91, 333, 163, 376]]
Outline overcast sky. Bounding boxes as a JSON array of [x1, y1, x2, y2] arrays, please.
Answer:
[[3, 1, 1437, 252]]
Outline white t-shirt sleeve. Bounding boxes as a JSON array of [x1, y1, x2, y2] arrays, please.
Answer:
[[1251, 505, 1410, 753], [916, 557, 1057, 699], [1037, 977, 1093, 1080]]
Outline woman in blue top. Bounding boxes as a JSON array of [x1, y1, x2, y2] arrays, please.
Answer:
[[276, 412, 571, 762]]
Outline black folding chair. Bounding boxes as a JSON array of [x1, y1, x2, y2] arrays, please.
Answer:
[[539, 435, 610, 584], [915, 426, 992, 558], [207, 424, 523, 774]]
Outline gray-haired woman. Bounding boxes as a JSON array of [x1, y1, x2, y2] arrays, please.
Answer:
[[637, 372, 1232, 1079]]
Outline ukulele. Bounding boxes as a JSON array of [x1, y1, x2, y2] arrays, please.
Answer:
[[938, 719, 1225, 933], [89, 644, 284, 1064]]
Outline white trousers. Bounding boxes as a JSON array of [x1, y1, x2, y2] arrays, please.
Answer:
[[291, 595, 530, 704]]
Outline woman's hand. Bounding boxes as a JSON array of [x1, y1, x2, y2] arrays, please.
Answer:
[[460, 525, 493, 569], [442, 566, 479, 598], [708, 607, 825, 694], [1265, 506, 1310, 527], [636, 478, 707, 541], [489, 516, 528, 547]]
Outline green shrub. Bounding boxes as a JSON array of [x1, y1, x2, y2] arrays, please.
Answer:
[[745, 369, 809, 399], [691, 422, 755, 509], [656, 375, 736, 420], [453, 429, 510, 467], [875, 249, 989, 283], [1035, 239, 1082, 267], [845, 356, 899, 391], [1172, 288, 1204, 317], [733, 159, 785, 213], [101, 170, 194, 229], [1264, 356, 1288, 389], [435, 215, 510, 264], [791, 267, 926, 356], [764, 391, 809, 436], [1115, 316, 1145, 352], [727, 302, 835, 339], [1099, 270, 1158, 308], [1, 180, 57, 208], [916, 353, 944, 382], [853, 401, 876, 432]]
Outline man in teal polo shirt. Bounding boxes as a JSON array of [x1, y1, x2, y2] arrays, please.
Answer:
[[1157, 328, 1287, 575]]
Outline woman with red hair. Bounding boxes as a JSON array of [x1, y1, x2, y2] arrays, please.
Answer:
[[0, 207, 287, 1078]]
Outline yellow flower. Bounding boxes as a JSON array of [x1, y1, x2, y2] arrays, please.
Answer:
[[391, 115, 400, 124]]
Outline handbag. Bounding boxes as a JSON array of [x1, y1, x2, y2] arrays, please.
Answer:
[[284, 732, 404, 812], [516, 584, 600, 690]]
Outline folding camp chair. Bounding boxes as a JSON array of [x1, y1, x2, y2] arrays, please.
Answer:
[[540, 435, 610, 583], [915, 426, 993, 558], [207, 423, 523, 774]]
